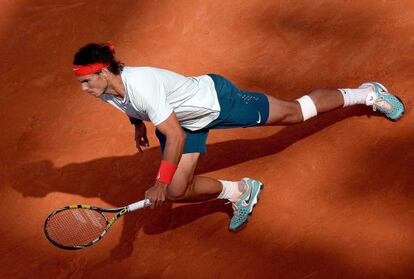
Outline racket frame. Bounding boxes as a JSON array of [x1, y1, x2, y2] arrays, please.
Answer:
[[44, 199, 150, 250]]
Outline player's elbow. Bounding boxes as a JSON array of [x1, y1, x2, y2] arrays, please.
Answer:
[[165, 128, 186, 150], [176, 130, 186, 149], [170, 128, 186, 144], [179, 129, 186, 142]]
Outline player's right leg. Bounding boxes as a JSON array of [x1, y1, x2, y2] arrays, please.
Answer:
[[265, 83, 405, 126], [264, 88, 344, 125]]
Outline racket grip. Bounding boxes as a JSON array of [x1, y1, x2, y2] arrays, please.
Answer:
[[127, 199, 151, 212]]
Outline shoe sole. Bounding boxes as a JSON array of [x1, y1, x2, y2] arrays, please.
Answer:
[[371, 82, 405, 121], [389, 95, 405, 121], [229, 182, 264, 232]]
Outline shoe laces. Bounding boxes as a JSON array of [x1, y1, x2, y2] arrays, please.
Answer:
[[231, 202, 238, 217], [226, 180, 250, 218], [225, 200, 239, 217]]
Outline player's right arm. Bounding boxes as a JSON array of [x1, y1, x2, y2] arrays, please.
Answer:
[[129, 117, 149, 152]]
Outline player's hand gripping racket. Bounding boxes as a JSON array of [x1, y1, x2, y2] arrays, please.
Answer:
[[44, 199, 151, 250]]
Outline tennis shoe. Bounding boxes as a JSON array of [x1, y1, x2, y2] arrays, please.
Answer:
[[359, 82, 405, 120], [229, 178, 263, 232]]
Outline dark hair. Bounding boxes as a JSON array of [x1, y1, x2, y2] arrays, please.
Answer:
[[73, 42, 124, 75]]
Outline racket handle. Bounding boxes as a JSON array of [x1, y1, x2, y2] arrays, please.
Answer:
[[127, 199, 151, 212]]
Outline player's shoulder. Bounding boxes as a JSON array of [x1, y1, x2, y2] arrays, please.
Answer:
[[122, 66, 153, 77], [121, 67, 158, 89], [123, 66, 186, 79], [122, 66, 172, 75]]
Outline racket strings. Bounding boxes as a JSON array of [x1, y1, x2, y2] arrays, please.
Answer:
[[46, 208, 107, 247]]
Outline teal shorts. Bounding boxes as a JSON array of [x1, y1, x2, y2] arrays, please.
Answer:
[[156, 74, 269, 154]]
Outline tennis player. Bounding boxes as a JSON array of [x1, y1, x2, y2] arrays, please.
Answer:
[[72, 42, 405, 231]]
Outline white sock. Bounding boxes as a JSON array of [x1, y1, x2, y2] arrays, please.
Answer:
[[338, 88, 371, 107], [217, 180, 244, 201]]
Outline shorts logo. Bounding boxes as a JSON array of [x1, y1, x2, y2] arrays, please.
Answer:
[[256, 111, 261, 124]]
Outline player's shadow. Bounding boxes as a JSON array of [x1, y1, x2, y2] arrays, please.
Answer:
[[11, 106, 372, 262]]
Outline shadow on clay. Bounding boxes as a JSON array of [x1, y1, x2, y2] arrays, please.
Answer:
[[10, 106, 378, 262]]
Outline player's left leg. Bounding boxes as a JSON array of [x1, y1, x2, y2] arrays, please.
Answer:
[[158, 126, 262, 231], [165, 152, 262, 231], [167, 157, 263, 231]]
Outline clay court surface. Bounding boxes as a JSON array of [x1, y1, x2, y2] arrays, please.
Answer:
[[1, 1, 414, 278]]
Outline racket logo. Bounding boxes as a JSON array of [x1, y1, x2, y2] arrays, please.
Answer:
[[72, 210, 87, 223], [86, 210, 103, 228]]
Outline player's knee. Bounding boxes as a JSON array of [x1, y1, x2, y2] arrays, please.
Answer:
[[166, 183, 185, 201], [166, 176, 194, 201], [284, 100, 303, 123], [166, 194, 182, 201], [166, 188, 185, 201]]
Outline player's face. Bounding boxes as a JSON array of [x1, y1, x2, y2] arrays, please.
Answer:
[[77, 72, 107, 97]]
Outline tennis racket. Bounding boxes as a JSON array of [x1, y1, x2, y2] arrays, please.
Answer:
[[44, 199, 151, 250]]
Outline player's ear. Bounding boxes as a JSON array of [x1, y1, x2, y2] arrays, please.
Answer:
[[100, 68, 111, 79]]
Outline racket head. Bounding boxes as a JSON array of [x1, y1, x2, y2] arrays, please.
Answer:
[[44, 205, 109, 250]]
